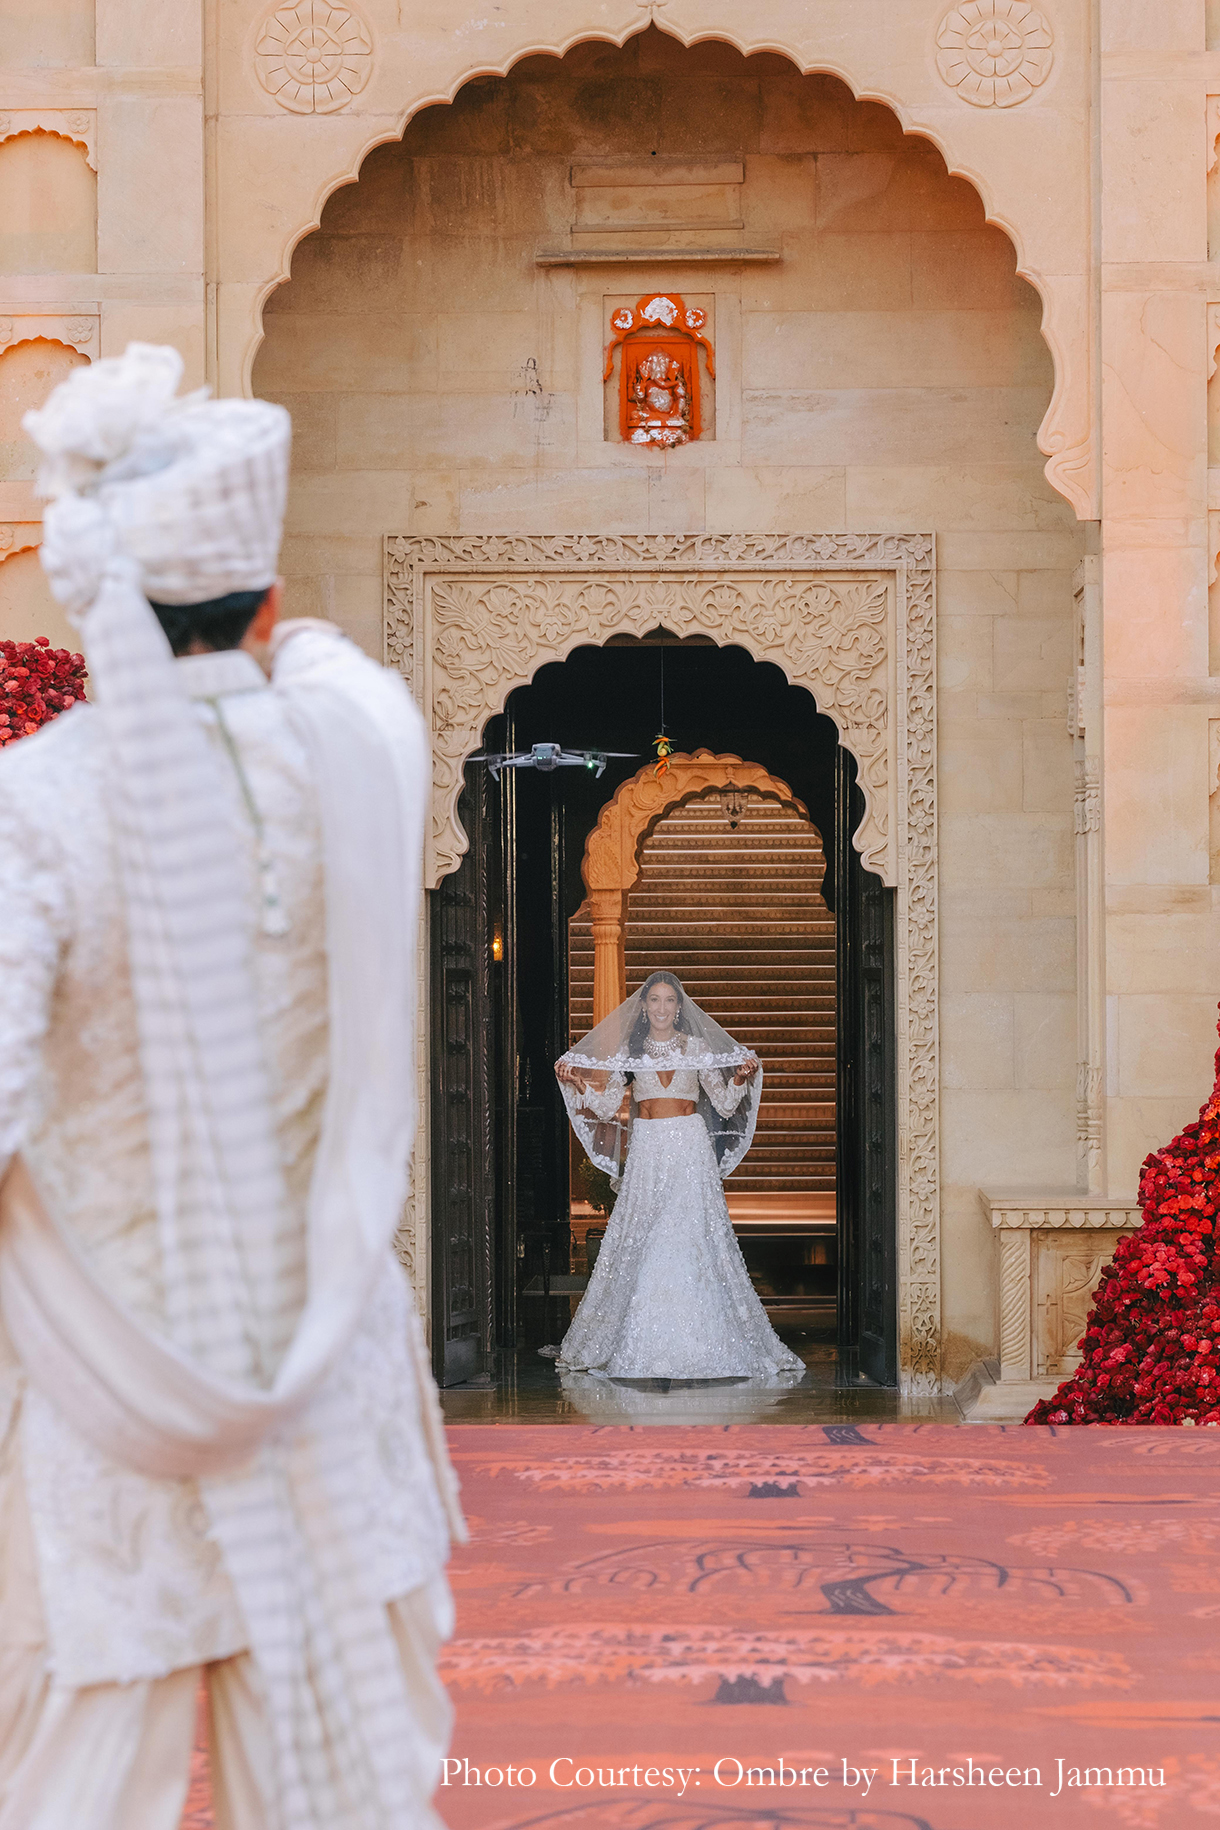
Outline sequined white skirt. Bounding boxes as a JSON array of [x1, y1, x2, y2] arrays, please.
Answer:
[[558, 1115, 804, 1380]]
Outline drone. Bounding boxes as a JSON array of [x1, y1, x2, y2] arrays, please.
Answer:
[[469, 741, 638, 782]]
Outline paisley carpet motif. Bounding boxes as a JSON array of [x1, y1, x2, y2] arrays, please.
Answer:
[[182, 1423, 1218, 1828]]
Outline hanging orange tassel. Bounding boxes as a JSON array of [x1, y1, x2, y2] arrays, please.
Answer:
[[653, 732, 673, 779]]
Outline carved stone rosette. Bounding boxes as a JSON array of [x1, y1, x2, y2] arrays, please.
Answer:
[[385, 531, 940, 1392]]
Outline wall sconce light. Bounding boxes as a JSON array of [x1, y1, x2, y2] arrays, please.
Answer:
[[492, 923, 504, 962]]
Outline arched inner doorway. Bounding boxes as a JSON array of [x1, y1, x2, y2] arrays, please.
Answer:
[[570, 769, 839, 1330], [429, 633, 896, 1388]]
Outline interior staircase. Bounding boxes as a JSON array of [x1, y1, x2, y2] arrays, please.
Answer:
[[569, 788, 836, 1204]]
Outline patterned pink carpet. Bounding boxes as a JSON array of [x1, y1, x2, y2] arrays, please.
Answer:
[[183, 1423, 1220, 1828]]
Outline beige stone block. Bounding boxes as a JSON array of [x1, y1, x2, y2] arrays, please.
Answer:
[[993, 616, 1073, 691], [255, 315, 435, 398], [939, 721, 1024, 814], [941, 1089, 1075, 1187], [910, 229, 1030, 312], [937, 570, 1021, 619], [1102, 0, 1202, 49], [757, 71, 854, 156], [1106, 705, 1209, 886], [1101, 291, 1205, 520], [1107, 910, 1220, 995], [265, 393, 337, 473], [703, 465, 845, 532], [1101, 542, 1208, 681], [278, 533, 380, 580], [938, 533, 1088, 573], [0, 132, 96, 275], [742, 308, 1048, 391], [457, 467, 650, 534], [938, 616, 993, 695], [738, 156, 816, 234], [1116, 994, 1220, 1099], [940, 812, 1073, 887], [1013, 993, 1076, 1092], [846, 465, 1071, 534], [1022, 720, 1073, 814], [284, 471, 415, 537], [743, 389, 1047, 469], [645, 466, 705, 533], [739, 231, 913, 314], [975, 690, 1045, 720], [407, 472, 460, 533], [0, 339, 87, 481], [268, 233, 411, 317], [99, 303, 206, 389], [940, 992, 1014, 1091], [939, 907, 1076, 994], [817, 149, 986, 234], [436, 312, 564, 393], [0, 548, 75, 651], [330, 571, 383, 659], [333, 394, 417, 472], [277, 572, 332, 622], [97, 99, 202, 275], [398, 391, 578, 471], [1101, 82, 1204, 265], [96, 0, 197, 65], [8, 0, 94, 65]]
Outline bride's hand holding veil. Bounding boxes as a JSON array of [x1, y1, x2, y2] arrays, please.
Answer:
[[733, 1054, 760, 1086], [556, 1060, 610, 1096]]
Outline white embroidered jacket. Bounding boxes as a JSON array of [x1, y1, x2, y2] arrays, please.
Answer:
[[0, 649, 449, 1687]]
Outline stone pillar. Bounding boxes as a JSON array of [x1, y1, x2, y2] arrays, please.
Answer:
[[1100, 0, 1212, 1195], [588, 887, 625, 1024]]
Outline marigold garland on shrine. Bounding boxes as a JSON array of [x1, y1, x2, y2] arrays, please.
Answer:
[[0, 636, 87, 746], [1027, 1012, 1220, 1426]]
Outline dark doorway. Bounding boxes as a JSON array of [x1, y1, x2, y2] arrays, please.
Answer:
[[429, 636, 897, 1388]]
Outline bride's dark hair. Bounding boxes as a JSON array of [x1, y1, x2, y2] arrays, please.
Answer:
[[626, 970, 686, 1058]]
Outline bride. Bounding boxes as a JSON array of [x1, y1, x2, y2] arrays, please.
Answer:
[[554, 970, 804, 1381]]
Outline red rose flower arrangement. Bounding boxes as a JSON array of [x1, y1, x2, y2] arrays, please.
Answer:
[[1027, 1011, 1220, 1426], [0, 636, 88, 747]]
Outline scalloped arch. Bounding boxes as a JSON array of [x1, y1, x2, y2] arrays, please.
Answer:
[[583, 750, 811, 895], [239, 15, 1089, 514]]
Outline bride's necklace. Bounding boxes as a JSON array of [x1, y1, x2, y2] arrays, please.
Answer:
[[645, 1034, 682, 1059]]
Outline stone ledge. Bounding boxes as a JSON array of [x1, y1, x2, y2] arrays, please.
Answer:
[[981, 1187, 1141, 1229]]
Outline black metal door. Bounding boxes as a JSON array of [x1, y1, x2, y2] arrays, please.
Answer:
[[835, 749, 898, 1386], [429, 771, 495, 1386]]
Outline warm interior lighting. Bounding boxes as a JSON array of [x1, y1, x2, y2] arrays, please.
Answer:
[[492, 924, 504, 962]]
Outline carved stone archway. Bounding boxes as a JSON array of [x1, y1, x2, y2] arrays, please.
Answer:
[[581, 749, 808, 1023], [384, 529, 940, 1394]]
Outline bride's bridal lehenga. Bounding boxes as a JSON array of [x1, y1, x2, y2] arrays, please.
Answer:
[[555, 971, 804, 1381]]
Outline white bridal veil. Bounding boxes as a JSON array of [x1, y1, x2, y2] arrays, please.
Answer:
[[557, 970, 763, 1183]]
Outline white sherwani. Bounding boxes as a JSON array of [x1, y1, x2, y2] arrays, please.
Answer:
[[0, 648, 451, 1825]]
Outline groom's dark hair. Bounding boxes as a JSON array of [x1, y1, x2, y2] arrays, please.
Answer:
[[148, 587, 270, 657]]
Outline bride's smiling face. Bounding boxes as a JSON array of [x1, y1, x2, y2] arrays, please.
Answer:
[[645, 981, 679, 1038]]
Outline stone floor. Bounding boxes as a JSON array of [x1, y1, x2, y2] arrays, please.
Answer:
[[439, 1334, 962, 1426]]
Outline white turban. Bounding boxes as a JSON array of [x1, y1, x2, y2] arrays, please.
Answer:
[[24, 341, 290, 615]]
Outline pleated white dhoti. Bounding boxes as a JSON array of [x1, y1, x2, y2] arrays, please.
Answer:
[[0, 1438, 454, 1830]]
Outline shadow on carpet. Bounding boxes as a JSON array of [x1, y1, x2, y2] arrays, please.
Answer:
[[183, 1422, 1220, 1829]]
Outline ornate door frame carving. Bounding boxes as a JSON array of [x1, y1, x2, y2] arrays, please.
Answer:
[[384, 531, 940, 1394]]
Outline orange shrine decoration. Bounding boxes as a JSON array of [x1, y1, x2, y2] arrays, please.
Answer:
[[605, 293, 714, 449]]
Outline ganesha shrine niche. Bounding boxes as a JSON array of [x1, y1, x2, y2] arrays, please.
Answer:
[[604, 293, 714, 449]]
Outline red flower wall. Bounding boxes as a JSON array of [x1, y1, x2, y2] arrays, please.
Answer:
[[0, 636, 87, 746], [1027, 1014, 1220, 1426]]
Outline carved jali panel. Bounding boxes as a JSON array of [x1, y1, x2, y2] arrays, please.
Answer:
[[384, 531, 940, 1393]]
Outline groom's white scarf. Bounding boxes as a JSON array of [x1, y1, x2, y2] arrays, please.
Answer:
[[0, 345, 460, 1829]]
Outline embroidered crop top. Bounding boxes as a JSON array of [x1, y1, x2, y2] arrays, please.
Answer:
[[576, 1036, 750, 1121]]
